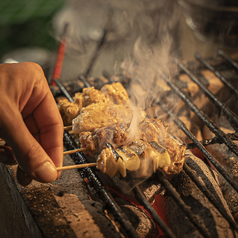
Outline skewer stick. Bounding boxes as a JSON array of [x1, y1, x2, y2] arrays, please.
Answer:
[[56, 162, 97, 171], [63, 125, 73, 131], [63, 148, 87, 155]]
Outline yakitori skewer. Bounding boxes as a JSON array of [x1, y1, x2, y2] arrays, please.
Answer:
[[56, 162, 97, 171], [63, 148, 87, 155]]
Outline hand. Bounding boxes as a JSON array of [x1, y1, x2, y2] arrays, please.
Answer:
[[0, 62, 63, 186]]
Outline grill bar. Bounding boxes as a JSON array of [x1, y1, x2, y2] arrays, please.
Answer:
[[160, 68, 238, 155], [78, 74, 92, 88], [187, 133, 238, 150], [132, 185, 176, 238], [63, 131, 138, 238], [217, 50, 238, 71], [156, 171, 212, 238], [156, 83, 238, 193], [157, 99, 238, 229], [56, 52, 238, 237], [54, 79, 74, 103], [195, 52, 238, 99], [177, 61, 238, 131], [84, 28, 108, 76]]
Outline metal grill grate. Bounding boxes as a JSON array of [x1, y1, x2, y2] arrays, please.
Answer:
[[55, 50, 238, 238]]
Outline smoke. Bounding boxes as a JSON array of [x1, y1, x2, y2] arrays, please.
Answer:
[[52, 0, 181, 54], [119, 1, 181, 142]]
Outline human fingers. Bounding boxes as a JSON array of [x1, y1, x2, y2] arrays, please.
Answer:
[[0, 62, 61, 185], [23, 90, 64, 179], [1, 107, 58, 185]]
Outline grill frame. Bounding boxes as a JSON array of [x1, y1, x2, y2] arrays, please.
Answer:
[[54, 50, 238, 238]]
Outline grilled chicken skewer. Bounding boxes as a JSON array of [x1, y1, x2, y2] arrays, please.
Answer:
[[62, 139, 184, 179], [96, 140, 185, 178], [59, 82, 186, 176], [59, 82, 130, 126], [79, 117, 186, 174]]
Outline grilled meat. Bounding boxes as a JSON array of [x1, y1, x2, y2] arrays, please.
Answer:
[[140, 117, 169, 142], [96, 140, 173, 178], [58, 92, 84, 125], [79, 118, 170, 154], [79, 123, 129, 155], [72, 102, 146, 134], [82, 86, 108, 107], [60, 81, 186, 176], [79, 117, 186, 174], [101, 82, 130, 104], [96, 146, 126, 178], [140, 118, 186, 173], [59, 82, 129, 125]]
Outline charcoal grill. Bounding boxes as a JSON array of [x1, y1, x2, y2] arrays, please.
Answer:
[[2, 49, 238, 238], [51, 49, 238, 238]]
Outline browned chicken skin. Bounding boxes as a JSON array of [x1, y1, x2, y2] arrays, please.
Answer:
[[58, 82, 129, 126], [101, 82, 130, 104], [72, 102, 146, 134], [96, 139, 181, 178], [59, 82, 186, 177], [80, 117, 186, 176]]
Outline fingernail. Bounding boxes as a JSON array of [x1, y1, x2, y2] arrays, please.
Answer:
[[34, 161, 57, 183]]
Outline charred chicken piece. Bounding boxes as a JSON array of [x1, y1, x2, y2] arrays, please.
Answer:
[[79, 118, 168, 155], [140, 118, 186, 174], [96, 140, 172, 178], [79, 117, 186, 174], [97, 146, 126, 178], [79, 123, 129, 155], [139, 118, 169, 143]]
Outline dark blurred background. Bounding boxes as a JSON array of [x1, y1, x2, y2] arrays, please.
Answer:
[[1, 0, 236, 81]]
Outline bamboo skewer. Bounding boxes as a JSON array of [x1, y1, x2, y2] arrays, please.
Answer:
[[56, 162, 97, 171], [63, 148, 87, 155], [63, 125, 73, 131]]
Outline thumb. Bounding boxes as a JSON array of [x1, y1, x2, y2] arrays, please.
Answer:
[[1, 111, 58, 185]]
